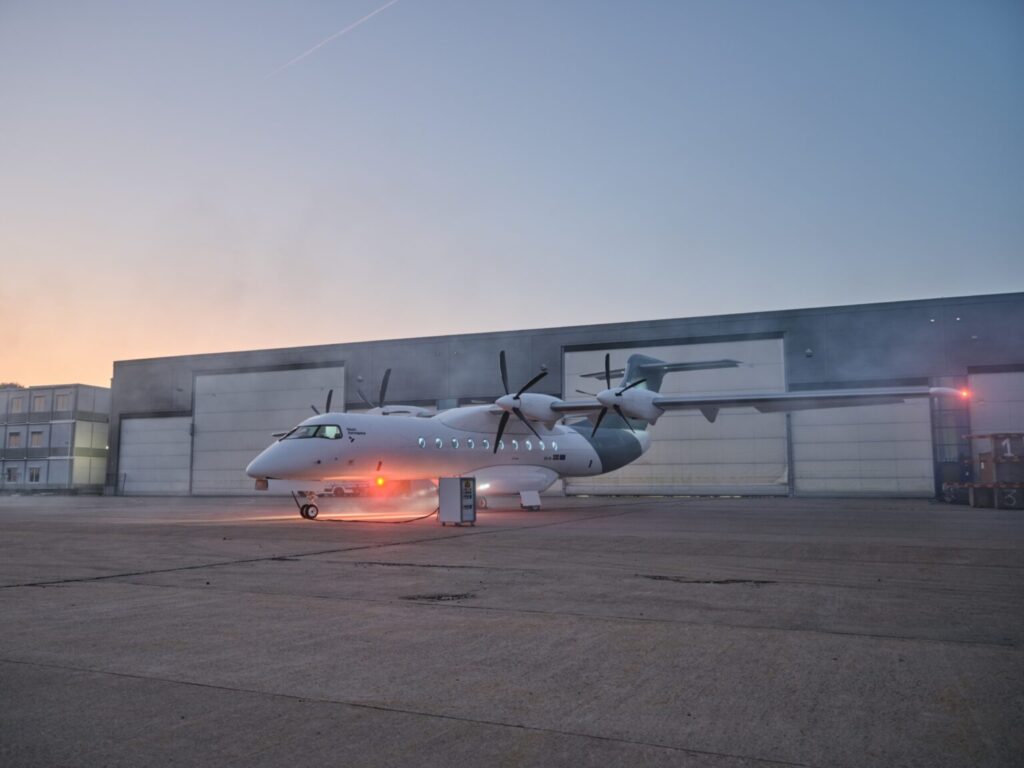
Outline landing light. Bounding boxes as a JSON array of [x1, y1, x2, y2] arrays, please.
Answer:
[[960, 389, 971, 400], [376, 476, 385, 487]]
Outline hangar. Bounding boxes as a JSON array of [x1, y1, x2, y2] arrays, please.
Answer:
[[106, 292, 1024, 498]]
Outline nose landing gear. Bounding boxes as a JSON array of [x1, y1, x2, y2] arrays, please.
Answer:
[[292, 491, 320, 520]]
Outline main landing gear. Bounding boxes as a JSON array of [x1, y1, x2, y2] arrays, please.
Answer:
[[292, 491, 319, 520]]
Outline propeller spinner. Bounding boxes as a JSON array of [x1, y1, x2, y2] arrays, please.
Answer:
[[591, 353, 646, 437], [492, 351, 548, 452]]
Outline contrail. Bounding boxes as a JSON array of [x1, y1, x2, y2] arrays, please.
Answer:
[[266, 0, 401, 79]]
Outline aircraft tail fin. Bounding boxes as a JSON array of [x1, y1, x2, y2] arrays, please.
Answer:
[[620, 355, 741, 393]]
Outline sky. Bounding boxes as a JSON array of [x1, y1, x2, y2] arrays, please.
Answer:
[[1, 0, 1021, 387]]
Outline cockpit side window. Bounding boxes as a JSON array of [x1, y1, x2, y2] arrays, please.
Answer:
[[285, 424, 343, 439]]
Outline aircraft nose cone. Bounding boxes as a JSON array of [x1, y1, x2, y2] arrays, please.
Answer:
[[246, 449, 274, 478]]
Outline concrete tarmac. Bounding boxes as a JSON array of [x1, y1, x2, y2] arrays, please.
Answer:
[[0, 494, 1021, 767]]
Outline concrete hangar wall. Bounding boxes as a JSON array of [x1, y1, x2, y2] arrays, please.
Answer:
[[106, 292, 1024, 497]]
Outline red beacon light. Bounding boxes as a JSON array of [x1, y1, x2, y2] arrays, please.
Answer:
[[959, 388, 971, 400]]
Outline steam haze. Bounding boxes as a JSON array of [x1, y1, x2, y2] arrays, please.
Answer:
[[1, 1, 1021, 386]]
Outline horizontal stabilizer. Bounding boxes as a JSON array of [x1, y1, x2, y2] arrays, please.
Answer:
[[580, 359, 741, 381]]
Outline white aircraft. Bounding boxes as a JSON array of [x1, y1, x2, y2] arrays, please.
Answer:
[[246, 351, 968, 518]]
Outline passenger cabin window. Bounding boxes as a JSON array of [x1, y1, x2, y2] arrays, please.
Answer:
[[511, 440, 519, 452], [417, 437, 426, 448], [467, 439, 475, 449], [482, 439, 490, 450], [539, 441, 545, 451], [498, 440, 504, 451], [434, 438, 443, 448], [451, 438, 459, 449], [525, 440, 532, 451], [551, 441, 558, 451]]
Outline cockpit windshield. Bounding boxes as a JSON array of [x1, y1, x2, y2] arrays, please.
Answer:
[[283, 424, 343, 440]]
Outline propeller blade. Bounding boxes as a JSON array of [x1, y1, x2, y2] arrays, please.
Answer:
[[618, 378, 647, 394], [310, 405, 320, 415], [604, 353, 611, 389], [575, 389, 597, 396], [614, 404, 636, 432], [512, 407, 541, 439], [325, 389, 333, 413], [357, 387, 375, 409], [493, 411, 510, 453], [515, 370, 547, 398], [499, 350, 510, 395], [378, 368, 391, 409], [590, 407, 607, 438]]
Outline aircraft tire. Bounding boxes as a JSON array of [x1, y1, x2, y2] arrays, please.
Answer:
[[306, 504, 319, 519], [299, 504, 310, 519]]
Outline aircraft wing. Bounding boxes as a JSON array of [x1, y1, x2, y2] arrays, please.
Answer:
[[551, 387, 963, 422]]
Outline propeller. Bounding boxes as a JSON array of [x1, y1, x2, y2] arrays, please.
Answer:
[[357, 368, 392, 411], [590, 353, 646, 437], [493, 350, 547, 452], [310, 388, 334, 415]]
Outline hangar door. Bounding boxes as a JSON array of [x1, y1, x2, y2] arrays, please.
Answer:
[[563, 338, 788, 495], [791, 399, 933, 496], [191, 366, 344, 495], [968, 371, 1024, 436], [119, 417, 192, 495]]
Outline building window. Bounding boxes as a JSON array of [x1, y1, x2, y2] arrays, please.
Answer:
[[467, 439, 475, 450], [5, 467, 18, 483], [30, 431, 44, 448], [417, 437, 426, 448], [10, 397, 24, 414], [7, 433, 22, 448], [434, 437, 443, 449], [28, 467, 41, 483], [31, 395, 46, 411], [451, 438, 459, 449], [55, 393, 71, 410]]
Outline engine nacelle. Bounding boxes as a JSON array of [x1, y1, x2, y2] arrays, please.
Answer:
[[495, 393, 562, 425], [596, 388, 665, 424]]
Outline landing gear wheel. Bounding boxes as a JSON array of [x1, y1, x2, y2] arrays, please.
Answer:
[[299, 504, 309, 519], [477, 497, 488, 510], [305, 503, 319, 519]]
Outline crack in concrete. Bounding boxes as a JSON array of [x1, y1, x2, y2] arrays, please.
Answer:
[[639, 574, 776, 586]]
